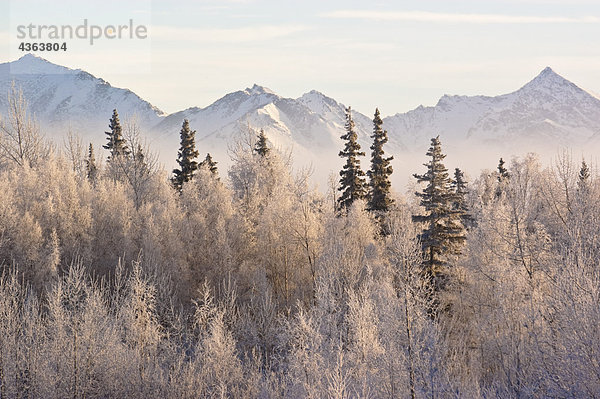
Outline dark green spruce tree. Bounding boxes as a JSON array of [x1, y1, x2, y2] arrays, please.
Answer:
[[254, 129, 270, 157], [85, 143, 98, 183], [413, 136, 466, 303], [578, 159, 590, 193], [337, 106, 367, 211], [495, 157, 510, 198], [451, 168, 473, 228], [367, 108, 394, 214], [576, 159, 591, 211], [103, 109, 129, 161], [199, 153, 218, 176], [497, 157, 509, 180], [172, 119, 199, 192]]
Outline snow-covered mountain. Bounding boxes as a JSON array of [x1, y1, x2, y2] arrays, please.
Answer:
[[384, 66, 600, 151], [0, 54, 165, 144], [1, 54, 599, 186], [152, 86, 379, 171]]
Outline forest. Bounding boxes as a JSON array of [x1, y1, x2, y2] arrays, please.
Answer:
[[0, 85, 599, 398]]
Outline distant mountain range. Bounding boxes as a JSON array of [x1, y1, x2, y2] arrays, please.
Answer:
[[1, 54, 599, 186]]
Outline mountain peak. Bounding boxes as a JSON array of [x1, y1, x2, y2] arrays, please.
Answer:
[[534, 66, 562, 81], [520, 66, 575, 92], [306, 89, 326, 97], [5, 53, 74, 75], [244, 84, 276, 96], [298, 89, 342, 110], [18, 53, 42, 61]]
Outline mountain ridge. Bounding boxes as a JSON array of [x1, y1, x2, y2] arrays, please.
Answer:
[[1, 54, 599, 186]]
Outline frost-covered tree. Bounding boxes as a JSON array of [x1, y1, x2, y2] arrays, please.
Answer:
[[367, 108, 394, 214], [337, 106, 367, 211], [1, 110, 600, 397], [229, 128, 321, 307], [384, 208, 457, 398], [172, 119, 199, 192], [318, 199, 378, 298], [127, 143, 152, 208], [450, 155, 555, 395], [63, 130, 85, 176], [180, 167, 234, 293], [90, 179, 134, 275], [122, 120, 159, 210], [0, 84, 50, 167]]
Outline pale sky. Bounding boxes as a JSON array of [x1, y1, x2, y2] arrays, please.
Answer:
[[1, 0, 600, 116]]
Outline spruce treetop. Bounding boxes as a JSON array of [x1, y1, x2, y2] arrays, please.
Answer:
[[200, 153, 219, 176], [579, 159, 590, 182], [254, 129, 270, 157], [497, 157, 509, 180], [103, 109, 129, 160], [367, 107, 394, 214], [577, 159, 591, 195], [85, 143, 98, 182], [337, 106, 367, 211], [172, 119, 199, 192], [452, 167, 473, 228]]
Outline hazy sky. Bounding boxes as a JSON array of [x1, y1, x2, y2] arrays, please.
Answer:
[[1, 0, 600, 116]]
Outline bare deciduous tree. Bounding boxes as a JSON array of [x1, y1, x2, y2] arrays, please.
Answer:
[[62, 128, 86, 177], [0, 83, 50, 168], [108, 117, 159, 209]]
